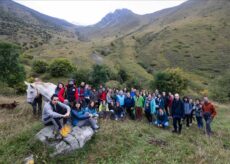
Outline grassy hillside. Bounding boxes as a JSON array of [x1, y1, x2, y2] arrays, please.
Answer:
[[0, 95, 230, 163], [1, 0, 230, 90]]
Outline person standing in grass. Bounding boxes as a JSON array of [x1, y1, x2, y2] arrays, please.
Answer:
[[202, 97, 217, 136], [171, 93, 184, 134], [150, 93, 157, 122], [194, 98, 203, 129], [134, 91, 144, 121], [183, 96, 192, 128], [144, 94, 153, 123], [124, 92, 135, 120]]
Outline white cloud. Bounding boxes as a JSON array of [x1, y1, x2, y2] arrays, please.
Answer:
[[14, 0, 186, 25]]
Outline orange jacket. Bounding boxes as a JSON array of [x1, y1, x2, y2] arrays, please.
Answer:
[[202, 102, 217, 119]]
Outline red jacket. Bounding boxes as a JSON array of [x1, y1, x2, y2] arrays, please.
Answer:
[[100, 91, 107, 101], [58, 87, 79, 103], [167, 96, 173, 108], [202, 102, 217, 119]]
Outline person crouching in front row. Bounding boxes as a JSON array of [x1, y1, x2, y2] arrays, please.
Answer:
[[155, 108, 169, 128], [71, 101, 99, 130], [42, 94, 70, 133]]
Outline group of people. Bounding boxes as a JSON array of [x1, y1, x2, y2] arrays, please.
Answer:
[[32, 79, 217, 137]]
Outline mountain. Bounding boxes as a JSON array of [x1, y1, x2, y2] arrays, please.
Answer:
[[0, 0, 230, 87], [0, 0, 76, 50], [75, 9, 149, 40], [94, 0, 230, 80]]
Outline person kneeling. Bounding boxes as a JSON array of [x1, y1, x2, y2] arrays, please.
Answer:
[[71, 101, 99, 130], [155, 108, 169, 128], [42, 94, 70, 134]]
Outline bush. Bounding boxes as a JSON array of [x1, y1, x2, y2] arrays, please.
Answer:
[[89, 64, 111, 86], [118, 69, 129, 83], [105, 80, 121, 89], [151, 68, 188, 94], [126, 77, 142, 90], [49, 58, 74, 77], [0, 42, 25, 88], [210, 72, 230, 102], [72, 69, 90, 85], [32, 60, 49, 74]]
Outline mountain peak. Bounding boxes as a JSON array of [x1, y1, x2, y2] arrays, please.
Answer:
[[95, 8, 137, 28]]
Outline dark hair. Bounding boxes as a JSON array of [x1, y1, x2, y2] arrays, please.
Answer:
[[195, 98, 200, 102], [73, 101, 81, 110], [51, 94, 58, 100]]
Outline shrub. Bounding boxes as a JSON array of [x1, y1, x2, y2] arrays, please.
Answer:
[[118, 69, 129, 83], [89, 64, 111, 86], [32, 60, 49, 74], [49, 58, 74, 77], [151, 68, 188, 94], [0, 42, 25, 88], [72, 69, 90, 85], [126, 77, 142, 90]]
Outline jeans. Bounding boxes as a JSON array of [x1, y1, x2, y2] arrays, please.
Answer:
[[185, 114, 192, 127], [173, 117, 182, 133], [77, 118, 99, 130], [204, 116, 212, 135], [135, 107, 143, 120], [145, 110, 152, 123], [196, 116, 203, 128]]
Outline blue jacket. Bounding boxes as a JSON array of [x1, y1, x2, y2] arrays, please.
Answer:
[[144, 98, 152, 112], [71, 108, 90, 126], [124, 97, 135, 108], [84, 89, 91, 98], [184, 102, 192, 115], [130, 91, 135, 98], [150, 98, 156, 114], [156, 111, 169, 124], [116, 95, 125, 106], [84, 107, 98, 116], [171, 99, 184, 118]]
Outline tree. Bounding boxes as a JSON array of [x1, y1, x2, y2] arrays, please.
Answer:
[[32, 60, 49, 74], [90, 64, 111, 86], [118, 68, 129, 83], [49, 58, 74, 77], [72, 68, 90, 85], [151, 68, 188, 94], [0, 42, 25, 87]]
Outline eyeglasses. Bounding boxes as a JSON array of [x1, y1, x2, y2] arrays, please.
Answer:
[[52, 99, 58, 101]]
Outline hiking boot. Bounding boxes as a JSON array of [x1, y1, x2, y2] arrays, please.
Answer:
[[172, 130, 177, 133]]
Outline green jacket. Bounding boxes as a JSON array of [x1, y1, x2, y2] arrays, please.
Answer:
[[135, 96, 144, 107]]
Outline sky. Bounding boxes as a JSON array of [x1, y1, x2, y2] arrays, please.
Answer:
[[15, 0, 186, 25]]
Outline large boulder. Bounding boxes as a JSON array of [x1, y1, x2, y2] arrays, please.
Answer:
[[35, 125, 94, 157]]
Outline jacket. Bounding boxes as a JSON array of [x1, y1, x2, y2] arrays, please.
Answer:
[[171, 99, 184, 118], [71, 108, 90, 126], [42, 101, 70, 122], [202, 102, 217, 119]]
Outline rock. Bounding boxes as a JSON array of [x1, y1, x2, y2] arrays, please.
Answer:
[[36, 125, 94, 156], [24, 154, 34, 164]]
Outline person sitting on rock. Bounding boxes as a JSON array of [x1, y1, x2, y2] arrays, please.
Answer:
[[42, 94, 70, 131], [155, 108, 169, 128], [84, 101, 99, 119], [71, 101, 99, 130]]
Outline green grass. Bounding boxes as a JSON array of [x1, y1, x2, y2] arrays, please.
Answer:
[[0, 96, 230, 163]]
